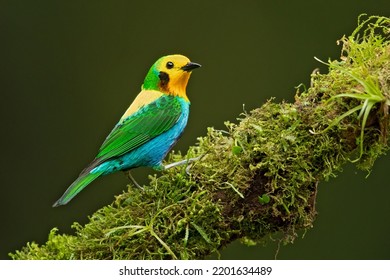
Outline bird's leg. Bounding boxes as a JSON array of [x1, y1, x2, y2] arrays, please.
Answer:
[[126, 171, 144, 190], [163, 156, 201, 174]]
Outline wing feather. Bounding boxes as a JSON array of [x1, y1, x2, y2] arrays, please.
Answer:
[[96, 95, 182, 161]]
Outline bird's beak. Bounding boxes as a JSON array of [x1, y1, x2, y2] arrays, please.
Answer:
[[181, 62, 202, 72]]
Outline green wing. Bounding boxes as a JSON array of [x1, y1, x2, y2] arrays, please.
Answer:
[[96, 95, 182, 161]]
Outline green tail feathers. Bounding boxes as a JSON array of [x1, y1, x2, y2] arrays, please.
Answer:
[[53, 171, 103, 207]]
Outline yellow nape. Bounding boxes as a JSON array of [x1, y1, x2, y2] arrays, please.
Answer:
[[157, 55, 193, 101], [121, 90, 163, 121]]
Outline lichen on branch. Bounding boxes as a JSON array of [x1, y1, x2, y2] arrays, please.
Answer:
[[11, 15, 390, 260]]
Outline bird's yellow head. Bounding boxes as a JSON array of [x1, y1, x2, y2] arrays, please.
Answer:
[[142, 54, 201, 101]]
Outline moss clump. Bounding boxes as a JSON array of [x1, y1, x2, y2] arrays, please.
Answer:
[[11, 15, 390, 259]]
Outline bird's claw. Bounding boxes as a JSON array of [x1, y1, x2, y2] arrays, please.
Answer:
[[163, 156, 200, 175]]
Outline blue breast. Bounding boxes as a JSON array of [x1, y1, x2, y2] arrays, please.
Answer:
[[94, 97, 189, 175]]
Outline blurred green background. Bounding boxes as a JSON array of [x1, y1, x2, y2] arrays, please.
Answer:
[[1, 1, 390, 259]]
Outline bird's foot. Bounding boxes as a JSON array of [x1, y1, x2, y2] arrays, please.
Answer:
[[126, 171, 144, 190], [163, 156, 200, 175]]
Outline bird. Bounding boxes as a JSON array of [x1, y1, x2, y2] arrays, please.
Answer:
[[53, 54, 201, 207]]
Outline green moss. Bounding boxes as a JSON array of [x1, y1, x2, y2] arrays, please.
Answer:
[[10, 15, 390, 260], [11, 228, 77, 259]]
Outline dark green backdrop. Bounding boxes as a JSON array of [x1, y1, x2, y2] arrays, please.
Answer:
[[1, 1, 390, 259]]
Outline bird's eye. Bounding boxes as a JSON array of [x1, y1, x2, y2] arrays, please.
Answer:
[[166, 61, 174, 69]]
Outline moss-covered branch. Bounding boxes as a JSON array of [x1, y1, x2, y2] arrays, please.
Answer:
[[11, 15, 390, 260]]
